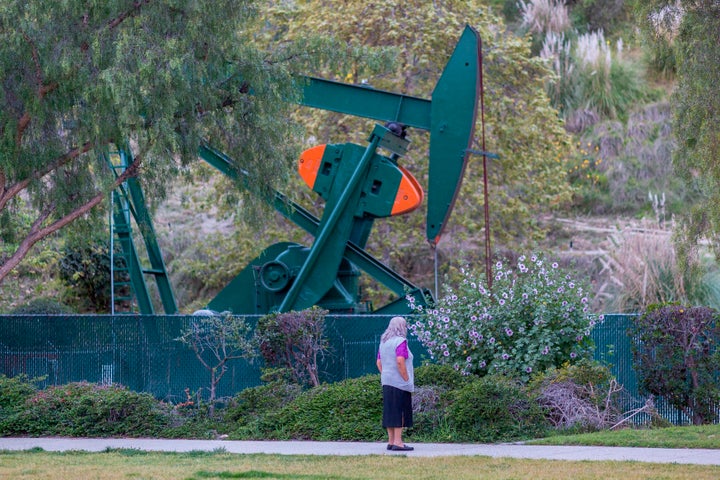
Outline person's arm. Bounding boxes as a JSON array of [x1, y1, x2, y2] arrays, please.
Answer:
[[376, 358, 382, 373], [396, 356, 409, 382]]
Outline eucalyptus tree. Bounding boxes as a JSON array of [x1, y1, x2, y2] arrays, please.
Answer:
[[0, 0, 355, 283]]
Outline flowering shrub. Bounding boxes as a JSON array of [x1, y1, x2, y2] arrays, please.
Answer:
[[409, 254, 601, 380]]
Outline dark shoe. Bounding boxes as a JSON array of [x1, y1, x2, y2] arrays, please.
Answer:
[[391, 444, 414, 451], [387, 444, 393, 450]]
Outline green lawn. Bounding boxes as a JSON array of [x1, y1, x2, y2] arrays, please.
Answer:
[[528, 424, 720, 449], [0, 449, 719, 480]]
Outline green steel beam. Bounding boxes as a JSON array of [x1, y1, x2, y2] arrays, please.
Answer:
[[107, 149, 178, 314], [111, 183, 155, 314], [300, 77, 431, 130]]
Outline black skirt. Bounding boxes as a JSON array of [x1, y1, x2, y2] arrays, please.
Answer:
[[382, 385, 413, 428]]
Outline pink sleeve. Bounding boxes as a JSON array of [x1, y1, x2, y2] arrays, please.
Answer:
[[395, 340, 409, 359]]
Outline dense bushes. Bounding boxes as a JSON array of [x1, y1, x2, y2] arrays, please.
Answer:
[[631, 304, 720, 425], [9, 298, 75, 314], [1, 382, 175, 437], [445, 376, 548, 442], [222, 365, 557, 443], [3, 365, 589, 443]]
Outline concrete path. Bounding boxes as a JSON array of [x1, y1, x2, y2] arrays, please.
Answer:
[[1, 437, 719, 465]]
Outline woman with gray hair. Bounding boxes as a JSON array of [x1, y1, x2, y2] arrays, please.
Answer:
[[376, 316, 414, 451]]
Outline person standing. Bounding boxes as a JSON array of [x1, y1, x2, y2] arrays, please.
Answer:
[[376, 316, 414, 451]]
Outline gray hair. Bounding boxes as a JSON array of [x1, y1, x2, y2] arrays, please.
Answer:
[[381, 316, 407, 343]]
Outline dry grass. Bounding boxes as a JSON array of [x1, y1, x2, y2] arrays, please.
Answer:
[[2, 450, 720, 480]]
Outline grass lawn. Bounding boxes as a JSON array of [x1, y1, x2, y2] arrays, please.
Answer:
[[527, 424, 720, 449], [1, 449, 720, 480]]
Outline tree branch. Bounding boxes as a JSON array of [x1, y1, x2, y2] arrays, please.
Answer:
[[0, 156, 142, 283], [107, 0, 152, 30], [0, 142, 95, 212]]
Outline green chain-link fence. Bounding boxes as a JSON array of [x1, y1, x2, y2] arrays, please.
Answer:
[[0, 313, 701, 423]]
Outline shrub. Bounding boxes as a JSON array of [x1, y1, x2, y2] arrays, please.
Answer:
[[631, 304, 720, 425], [410, 253, 599, 380], [223, 368, 303, 438], [58, 242, 128, 313], [1, 382, 173, 437], [177, 313, 255, 410], [9, 298, 75, 314], [414, 364, 471, 391], [445, 375, 548, 442], [255, 307, 329, 387], [410, 365, 474, 441], [0, 375, 38, 417], [268, 375, 384, 441]]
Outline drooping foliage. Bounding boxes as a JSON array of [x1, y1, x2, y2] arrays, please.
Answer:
[[634, 1, 720, 257], [0, 0, 367, 283]]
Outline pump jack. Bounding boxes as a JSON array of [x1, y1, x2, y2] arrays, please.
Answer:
[[108, 25, 482, 315]]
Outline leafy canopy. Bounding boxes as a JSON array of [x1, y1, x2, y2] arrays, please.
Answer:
[[0, 0, 365, 282]]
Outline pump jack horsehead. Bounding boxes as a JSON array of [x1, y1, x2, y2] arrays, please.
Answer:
[[110, 25, 485, 316]]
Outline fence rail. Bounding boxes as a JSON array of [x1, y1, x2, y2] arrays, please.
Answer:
[[0, 313, 705, 424]]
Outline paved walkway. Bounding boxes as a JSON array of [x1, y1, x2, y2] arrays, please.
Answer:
[[1, 438, 719, 465]]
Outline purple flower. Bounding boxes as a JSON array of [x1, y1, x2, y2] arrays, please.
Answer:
[[502, 353, 510, 360], [443, 350, 450, 357], [466, 356, 472, 362], [489, 337, 495, 344], [479, 360, 487, 368], [570, 352, 577, 358], [499, 299, 505, 306], [526, 367, 533, 373], [505, 328, 513, 337]]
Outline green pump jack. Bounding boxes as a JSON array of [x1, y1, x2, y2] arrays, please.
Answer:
[[110, 25, 485, 315]]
